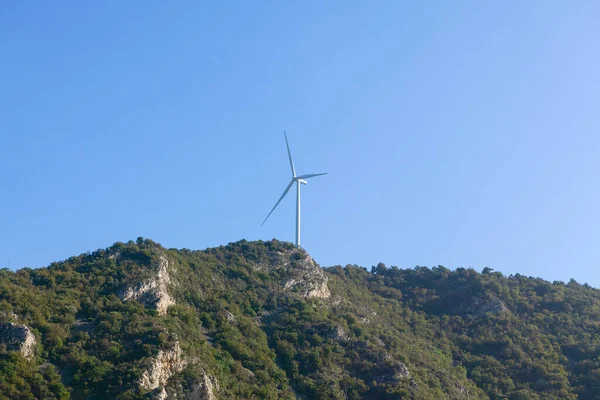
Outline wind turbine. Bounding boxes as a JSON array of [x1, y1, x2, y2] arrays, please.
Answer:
[[261, 132, 327, 248]]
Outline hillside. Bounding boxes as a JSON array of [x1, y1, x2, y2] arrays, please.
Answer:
[[1, 239, 599, 399]]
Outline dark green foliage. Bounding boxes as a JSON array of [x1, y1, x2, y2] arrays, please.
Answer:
[[0, 239, 599, 399], [0, 353, 68, 400]]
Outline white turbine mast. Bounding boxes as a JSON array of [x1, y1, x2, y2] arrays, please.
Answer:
[[261, 131, 327, 247]]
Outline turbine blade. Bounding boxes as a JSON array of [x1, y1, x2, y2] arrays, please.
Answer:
[[261, 180, 294, 226], [284, 131, 296, 177], [295, 173, 327, 180]]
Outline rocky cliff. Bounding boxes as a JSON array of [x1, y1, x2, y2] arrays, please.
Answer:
[[0, 322, 36, 359], [139, 341, 186, 394], [253, 248, 331, 299], [119, 254, 175, 316]]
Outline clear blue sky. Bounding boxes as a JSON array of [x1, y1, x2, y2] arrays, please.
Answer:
[[2, 2, 599, 286]]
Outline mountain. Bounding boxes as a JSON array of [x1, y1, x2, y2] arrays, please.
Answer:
[[1, 238, 599, 399]]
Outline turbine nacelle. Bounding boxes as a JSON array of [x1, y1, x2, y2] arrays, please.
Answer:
[[295, 178, 308, 185]]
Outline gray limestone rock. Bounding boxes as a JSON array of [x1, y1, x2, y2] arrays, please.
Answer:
[[0, 322, 36, 359]]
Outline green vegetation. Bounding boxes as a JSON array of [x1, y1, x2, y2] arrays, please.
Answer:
[[1, 238, 599, 399]]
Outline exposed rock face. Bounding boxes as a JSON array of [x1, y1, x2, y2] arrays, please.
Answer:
[[141, 341, 219, 399], [374, 360, 413, 384], [467, 296, 508, 317], [149, 388, 168, 400], [358, 310, 377, 324], [186, 373, 220, 400], [369, 349, 419, 389], [223, 310, 236, 323], [259, 250, 330, 299], [252, 248, 331, 299], [392, 362, 411, 380], [139, 341, 187, 393], [0, 322, 36, 359], [162, 372, 220, 400], [328, 325, 349, 341], [119, 254, 175, 315]]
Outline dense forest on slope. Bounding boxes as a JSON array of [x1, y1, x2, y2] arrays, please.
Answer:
[[1, 238, 600, 399]]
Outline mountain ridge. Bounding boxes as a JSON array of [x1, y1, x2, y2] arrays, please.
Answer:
[[1, 238, 599, 399]]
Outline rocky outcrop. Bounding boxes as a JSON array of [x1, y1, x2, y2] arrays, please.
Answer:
[[367, 348, 419, 390], [139, 341, 187, 394], [159, 371, 220, 400], [185, 373, 220, 400], [358, 310, 377, 324], [387, 363, 418, 390], [466, 296, 508, 317], [0, 322, 36, 359], [256, 249, 330, 299], [139, 338, 220, 400], [328, 325, 349, 341], [374, 359, 415, 386], [223, 310, 236, 323], [285, 254, 331, 299], [119, 254, 175, 315]]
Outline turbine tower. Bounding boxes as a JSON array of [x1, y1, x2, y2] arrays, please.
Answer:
[[261, 132, 327, 247]]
